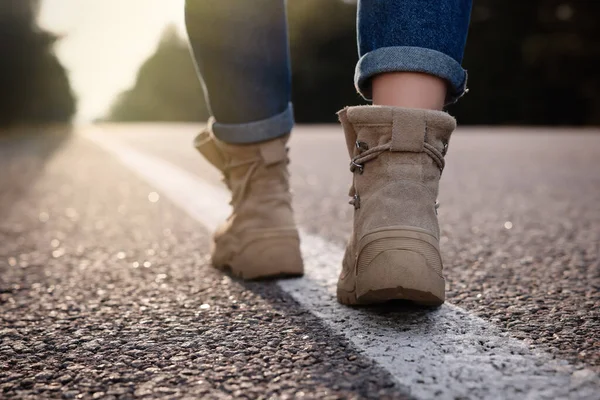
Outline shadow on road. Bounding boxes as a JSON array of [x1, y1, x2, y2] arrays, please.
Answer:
[[239, 277, 442, 340], [0, 124, 73, 221]]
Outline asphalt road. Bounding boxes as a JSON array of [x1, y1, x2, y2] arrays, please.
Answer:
[[1, 124, 599, 399]]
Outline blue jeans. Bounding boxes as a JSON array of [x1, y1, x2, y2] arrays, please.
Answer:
[[185, 0, 472, 144]]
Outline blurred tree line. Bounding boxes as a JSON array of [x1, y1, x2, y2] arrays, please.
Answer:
[[108, 0, 600, 125], [0, 0, 76, 128], [108, 26, 207, 122]]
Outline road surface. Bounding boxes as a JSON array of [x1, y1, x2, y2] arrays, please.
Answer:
[[1, 124, 599, 399]]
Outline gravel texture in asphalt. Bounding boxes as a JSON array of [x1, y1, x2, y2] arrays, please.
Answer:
[[0, 132, 407, 399], [113, 125, 600, 372]]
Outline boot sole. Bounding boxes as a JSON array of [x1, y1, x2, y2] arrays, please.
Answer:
[[337, 227, 445, 306], [216, 264, 304, 281]]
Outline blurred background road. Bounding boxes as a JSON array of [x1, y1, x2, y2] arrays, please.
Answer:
[[1, 125, 599, 398]]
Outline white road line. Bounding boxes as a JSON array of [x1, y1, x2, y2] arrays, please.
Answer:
[[85, 129, 599, 400]]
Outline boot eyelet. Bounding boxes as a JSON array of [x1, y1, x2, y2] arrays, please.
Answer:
[[355, 141, 369, 152], [351, 161, 364, 174], [349, 194, 361, 210]]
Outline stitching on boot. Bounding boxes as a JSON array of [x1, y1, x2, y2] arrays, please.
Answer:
[[391, 108, 425, 153], [360, 180, 437, 204]]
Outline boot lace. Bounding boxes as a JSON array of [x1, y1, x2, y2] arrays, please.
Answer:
[[350, 141, 446, 174], [223, 156, 289, 209], [348, 140, 447, 210], [223, 158, 260, 208]]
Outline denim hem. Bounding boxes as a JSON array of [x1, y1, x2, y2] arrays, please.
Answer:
[[355, 46, 468, 105], [211, 102, 294, 144]]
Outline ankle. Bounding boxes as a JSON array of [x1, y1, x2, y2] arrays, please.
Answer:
[[371, 72, 447, 111]]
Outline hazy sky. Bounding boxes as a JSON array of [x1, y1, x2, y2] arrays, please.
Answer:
[[39, 0, 188, 122]]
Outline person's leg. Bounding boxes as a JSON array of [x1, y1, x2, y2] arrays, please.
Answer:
[[337, 0, 472, 306], [185, 0, 293, 143], [356, 0, 472, 109], [185, 0, 303, 279]]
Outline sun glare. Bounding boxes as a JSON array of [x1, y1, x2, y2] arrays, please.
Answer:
[[38, 0, 188, 122]]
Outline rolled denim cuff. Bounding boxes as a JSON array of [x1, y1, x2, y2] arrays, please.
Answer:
[[211, 102, 294, 144], [355, 46, 468, 105]]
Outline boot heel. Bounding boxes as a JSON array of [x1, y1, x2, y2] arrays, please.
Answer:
[[355, 248, 445, 306], [228, 236, 304, 280]]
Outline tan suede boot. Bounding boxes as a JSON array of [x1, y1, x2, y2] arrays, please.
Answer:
[[336, 106, 456, 306], [194, 121, 304, 280]]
